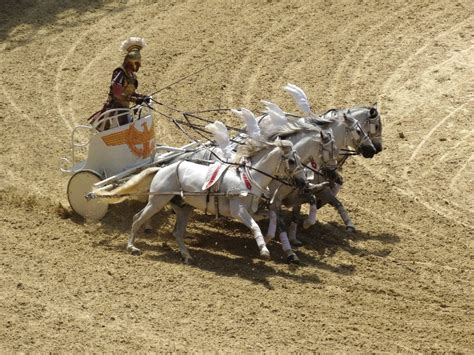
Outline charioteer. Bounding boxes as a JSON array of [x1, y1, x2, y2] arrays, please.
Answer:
[[90, 36, 151, 130]]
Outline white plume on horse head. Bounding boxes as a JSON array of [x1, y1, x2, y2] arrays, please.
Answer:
[[259, 100, 288, 139], [205, 120, 232, 160], [231, 108, 261, 139], [261, 100, 287, 124], [283, 83, 312, 115]]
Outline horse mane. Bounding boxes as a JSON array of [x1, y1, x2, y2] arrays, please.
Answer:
[[232, 137, 271, 162], [264, 116, 320, 140]]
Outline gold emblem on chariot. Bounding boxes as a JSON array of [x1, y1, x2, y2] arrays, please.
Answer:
[[101, 121, 155, 158]]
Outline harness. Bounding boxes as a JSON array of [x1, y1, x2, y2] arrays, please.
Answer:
[[203, 164, 231, 218]]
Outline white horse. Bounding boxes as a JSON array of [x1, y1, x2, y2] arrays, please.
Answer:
[[125, 137, 307, 262], [279, 84, 382, 238], [256, 96, 376, 244], [97, 108, 337, 263]]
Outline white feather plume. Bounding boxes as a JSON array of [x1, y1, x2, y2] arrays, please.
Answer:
[[283, 83, 312, 115], [231, 108, 261, 139], [261, 100, 287, 126], [205, 120, 233, 160], [119, 37, 146, 53], [258, 100, 289, 139]]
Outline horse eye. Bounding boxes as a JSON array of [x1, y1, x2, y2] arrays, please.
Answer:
[[288, 158, 296, 165]]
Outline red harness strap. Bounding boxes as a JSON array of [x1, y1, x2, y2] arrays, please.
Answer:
[[242, 173, 252, 190]]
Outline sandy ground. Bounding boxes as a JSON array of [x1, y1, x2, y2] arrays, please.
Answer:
[[1, 0, 473, 352]]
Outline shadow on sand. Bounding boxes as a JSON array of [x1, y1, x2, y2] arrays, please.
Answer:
[[77, 201, 400, 288], [0, 0, 123, 47]]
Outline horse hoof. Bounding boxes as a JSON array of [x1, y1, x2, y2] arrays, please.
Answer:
[[183, 256, 193, 264], [290, 238, 303, 247], [303, 221, 314, 229], [128, 246, 142, 256], [260, 248, 271, 260], [287, 253, 300, 264], [346, 226, 356, 233]]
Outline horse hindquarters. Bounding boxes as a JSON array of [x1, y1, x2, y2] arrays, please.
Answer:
[[128, 194, 174, 254], [127, 164, 183, 254]]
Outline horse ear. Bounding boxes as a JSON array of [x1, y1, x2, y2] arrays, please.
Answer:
[[278, 139, 293, 154], [369, 106, 378, 118], [320, 130, 326, 141]]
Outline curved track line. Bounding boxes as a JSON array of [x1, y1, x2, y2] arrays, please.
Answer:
[[331, 3, 421, 102], [226, 5, 312, 108], [402, 101, 473, 221], [408, 102, 471, 163], [439, 129, 473, 162], [387, 44, 473, 102], [241, 9, 312, 107], [350, 4, 449, 96], [1, 87, 47, 134], [381, 18, 473, 128], [352, 157, 472, 229], [54, 14, 119, 129], [449, 153, 473, 193], [68, 8, 159, 121]]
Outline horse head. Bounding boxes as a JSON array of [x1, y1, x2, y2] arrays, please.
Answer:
[[273, 138, 307, 189], [351, 104, 383, 153], [343, 111, 376, 158]]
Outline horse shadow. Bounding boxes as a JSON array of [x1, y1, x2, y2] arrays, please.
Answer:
[[295, 220, 400, 258], [86, 201, 400, 288]]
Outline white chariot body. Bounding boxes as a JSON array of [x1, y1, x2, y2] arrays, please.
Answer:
[[60, 105, 197, 220]]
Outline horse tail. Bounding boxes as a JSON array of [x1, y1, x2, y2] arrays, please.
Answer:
[[92, 167, 160, 204]]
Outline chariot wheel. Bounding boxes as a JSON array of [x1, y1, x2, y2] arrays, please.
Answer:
[[67, 170, 109, 221]]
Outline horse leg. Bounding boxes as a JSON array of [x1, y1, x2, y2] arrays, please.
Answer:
[[329, 195, 355, 232], [276, 215, 300, 264], [144, 220, 153, 234], [303, 195, 318, 229], [265, 210, 277, 243], [288, 209, 303, 247], [231, 202, 270, 259], [128, 195, 172, 255], [171, 204, 194, 263]]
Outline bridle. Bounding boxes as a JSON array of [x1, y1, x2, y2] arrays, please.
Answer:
[[241, 147, 306, 197], [344, 114, 374, 153]]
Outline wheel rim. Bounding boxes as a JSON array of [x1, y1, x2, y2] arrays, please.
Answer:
[[67, 170, 109, 220]]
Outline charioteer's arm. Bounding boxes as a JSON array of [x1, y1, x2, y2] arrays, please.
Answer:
[[109, 68, 150, 105], [130, 93, 151, 105]]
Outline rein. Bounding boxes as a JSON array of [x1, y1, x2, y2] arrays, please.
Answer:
[[144, 103, 299, 188], [148, 59, 225, 96]]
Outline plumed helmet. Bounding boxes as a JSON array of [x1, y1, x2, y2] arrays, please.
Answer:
[[120, 37, 146, 66]]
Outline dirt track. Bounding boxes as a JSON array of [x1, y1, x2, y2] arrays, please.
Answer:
[[1, 0, 473, 352]]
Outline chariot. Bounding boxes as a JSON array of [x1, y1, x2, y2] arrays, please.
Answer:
[[60, 104, 198, 220]]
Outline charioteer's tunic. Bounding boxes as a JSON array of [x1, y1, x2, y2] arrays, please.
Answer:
[[106, 65, 139, 110]]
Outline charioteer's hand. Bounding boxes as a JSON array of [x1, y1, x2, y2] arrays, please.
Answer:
[[134, 94, 152, 105]]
